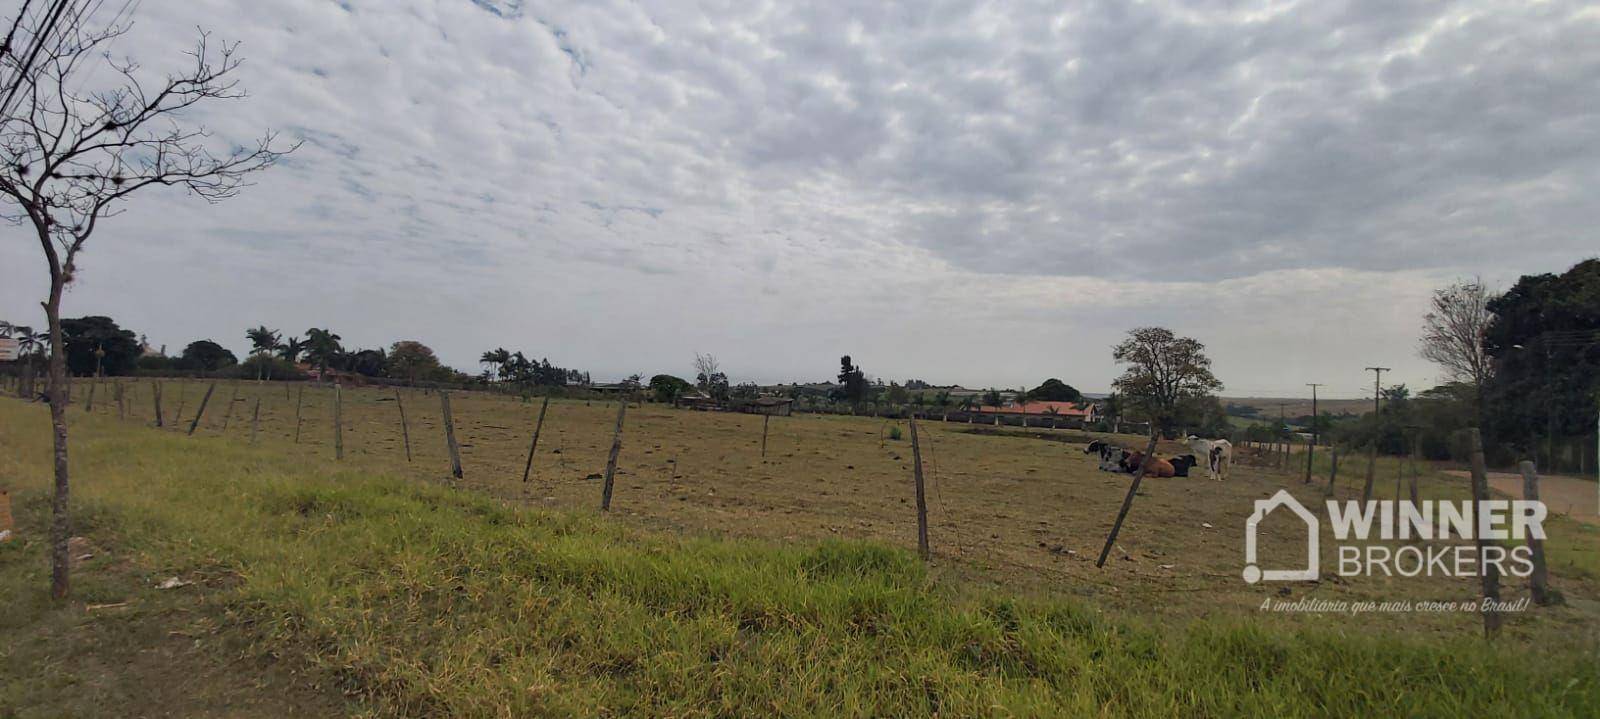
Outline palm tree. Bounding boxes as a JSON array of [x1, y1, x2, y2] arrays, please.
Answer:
[[303, 328, 343, 382], [246, 326, 281, 381], [480, 347, 511, 382], [12, 325, 47, 357], [277, 336, 306, 364]]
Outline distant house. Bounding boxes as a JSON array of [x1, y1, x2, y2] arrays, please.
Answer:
[[733, 396, 793, 417], [970, 400, 1097, 423], [674, 391, 721, 411]]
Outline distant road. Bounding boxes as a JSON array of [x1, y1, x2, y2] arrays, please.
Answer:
[[1446, 470, 1598, 527]]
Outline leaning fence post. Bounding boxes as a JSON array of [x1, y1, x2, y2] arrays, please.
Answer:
[[173, 382, 188, 427], [220, 382, 239, 432], [1467, 428, 1502, 637], [1518, 460, 1552, 606], [1097, 432, 1162, 568], [521, 396, 550, 482], [187, 383, 216, 436], [440, 390, 463, 479], [761, 414, 771, 458], [395, 389, 413, 462], [333, 383, 345, 460], [600, 401, 627, 510], [250, 398, 262, 445], [910, 418, 930, 561], [152, 381, 164, 427]]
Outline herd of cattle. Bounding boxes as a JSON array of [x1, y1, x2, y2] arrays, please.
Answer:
[[1084, 436, 1233, 480]]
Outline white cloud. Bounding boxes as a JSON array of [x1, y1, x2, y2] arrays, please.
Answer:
[[3, 0, 1595, 397]]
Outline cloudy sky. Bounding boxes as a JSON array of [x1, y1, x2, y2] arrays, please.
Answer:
[[3, 0, 1596, 398]]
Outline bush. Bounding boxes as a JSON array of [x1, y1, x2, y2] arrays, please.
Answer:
[[888, 426, 903, 441], [236, 355, 306, 381]]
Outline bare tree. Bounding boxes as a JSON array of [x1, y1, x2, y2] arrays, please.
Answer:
[[1, 3, 295, 598], [1111, 327, 1223, 433], [693, 352, 719, 394], [1419, 279, 1494, 418]]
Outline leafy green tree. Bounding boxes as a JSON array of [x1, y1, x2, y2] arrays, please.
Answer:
[[342, 348, 387, 377], [1111, 327, 1223, 433], [983, 388, 1002, 407], [61, 316, 139, 376], [1482, 259, 1600, 459], [1028, 378, 1083, 402], [649, 374, 692, 403], [835, 355, 867, 405], [387, 341, 445, 385], [180, 340, 238, 374], [303, 328, 343, 380], [885, 382, 909, 406]]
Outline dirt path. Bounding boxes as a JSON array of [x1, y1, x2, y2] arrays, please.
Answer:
[[1446, 469, 1598, 527]]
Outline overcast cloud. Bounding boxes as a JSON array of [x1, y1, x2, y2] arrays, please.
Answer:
[[2, 0, 1596, 399]]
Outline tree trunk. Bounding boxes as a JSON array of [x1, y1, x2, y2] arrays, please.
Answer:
[[45, 275, 71, 599]]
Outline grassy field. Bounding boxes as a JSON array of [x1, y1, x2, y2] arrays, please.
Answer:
[[2, 384, 1598, 716]]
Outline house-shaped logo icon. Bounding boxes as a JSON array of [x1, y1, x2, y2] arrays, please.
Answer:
[[1243, 489, 1319, 584]]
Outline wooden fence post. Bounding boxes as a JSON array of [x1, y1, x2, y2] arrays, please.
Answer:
[[1467, 428, 1502, 637], [173, 382, 187, 428], [521, 396, 550, 482], [115, 381, 126, 420], [395, 389, 412, 462], [910, 418, 930, 561], [761, 414, 770, 458], [600, 401, 627, 510], [1361, 445, 1378, 503], [187, 383, 216, 436], [1097, 432, 1162, 567], [1518, 460, 1552, 606], [333, 383, 345, 460], [1303, 435, 1314, 484], [1408, 435, 1421, 508], [220, 383, 238, 432], [440, 391, 463, 479], [85, 381, 95, 413], [250, 398, 262, 445], [152, 381, 163, 428], [293, 385, 305, 444], [1325, 447, 1339, 495]]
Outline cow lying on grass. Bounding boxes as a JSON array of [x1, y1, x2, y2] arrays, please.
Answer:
[[1084, 441, 1200, 478]]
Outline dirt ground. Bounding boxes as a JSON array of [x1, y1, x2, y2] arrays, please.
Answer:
[[55, 378, 1600, 648], [1443, 469, 1598, 527]]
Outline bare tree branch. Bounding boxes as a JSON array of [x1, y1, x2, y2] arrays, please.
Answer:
[[1, 0, 296, 600]]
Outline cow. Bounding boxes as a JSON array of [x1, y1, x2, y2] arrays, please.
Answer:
[[1145, 457, 1175, 477], [1087, 440, 1126, 471], [1184, 435, 1233, 480], [1169, 454, 1199, 477]]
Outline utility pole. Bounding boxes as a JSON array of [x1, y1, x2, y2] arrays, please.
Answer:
[[1304, 383, 1322, 484], [1362, 367, 1389, 502]]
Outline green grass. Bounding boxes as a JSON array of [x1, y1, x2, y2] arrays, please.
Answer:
[[2, 399, 1598, 717]]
